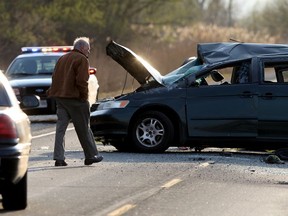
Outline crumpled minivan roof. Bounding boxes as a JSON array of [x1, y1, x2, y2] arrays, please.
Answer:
[[197, 42, 288, 64]]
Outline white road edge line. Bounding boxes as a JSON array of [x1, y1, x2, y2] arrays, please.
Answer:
[[32, 127, 75, 139]]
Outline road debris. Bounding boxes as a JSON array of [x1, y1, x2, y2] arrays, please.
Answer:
[[264, 155, 285, 164]]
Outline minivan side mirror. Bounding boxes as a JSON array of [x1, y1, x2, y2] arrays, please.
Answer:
[[210, 70, 224, 82]]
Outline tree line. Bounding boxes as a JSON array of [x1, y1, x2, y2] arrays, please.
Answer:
[[0, 0, 287, 93], [0, 0, 245, 68]]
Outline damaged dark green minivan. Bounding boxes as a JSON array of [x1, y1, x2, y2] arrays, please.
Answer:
[[90, 41, 288, 153]]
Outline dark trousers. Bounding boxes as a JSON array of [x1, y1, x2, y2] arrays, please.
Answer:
[[53, 98, 98, 160]]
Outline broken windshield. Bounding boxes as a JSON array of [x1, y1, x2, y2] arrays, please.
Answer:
[[162, 57, 204, 85]]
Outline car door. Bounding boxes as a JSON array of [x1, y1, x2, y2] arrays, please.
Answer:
[[258, 57, 288, 140], [186, 62, 258, 138]]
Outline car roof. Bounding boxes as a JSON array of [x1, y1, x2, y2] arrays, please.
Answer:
[[197, 42, 288, 64]]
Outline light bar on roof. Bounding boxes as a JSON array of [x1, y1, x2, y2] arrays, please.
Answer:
[[21, 46, 73, 53]]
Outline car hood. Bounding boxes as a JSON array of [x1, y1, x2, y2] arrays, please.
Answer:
[[197, 42, 288, 64], [7, 75, 51, 87], [106, 41, 163, 85]]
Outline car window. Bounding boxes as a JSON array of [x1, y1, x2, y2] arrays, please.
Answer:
[[262, 61, 288, 83], [202, 60, 251, 86], [6, 56, 60, 76], [280, 70, 288, 82], [205, 67, 232, 85], [263, 67, 277, 83], [0, 83, 11, 106]]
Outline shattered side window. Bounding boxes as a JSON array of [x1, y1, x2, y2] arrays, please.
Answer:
[[204, 67, 232, 85], [201, 60, 251, 86], [233, 61, 250, 84]]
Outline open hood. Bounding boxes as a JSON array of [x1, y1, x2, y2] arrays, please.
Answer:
[[106, 41, 163, 85], [197, 42, 288, 64]]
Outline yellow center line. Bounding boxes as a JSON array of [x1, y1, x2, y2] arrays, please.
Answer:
[[107, 204, 136, 216], [106, 178, 182, 215], [161, 178, 182, 188]]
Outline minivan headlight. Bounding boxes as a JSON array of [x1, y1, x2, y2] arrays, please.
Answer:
[[97, 100, 129, 110]]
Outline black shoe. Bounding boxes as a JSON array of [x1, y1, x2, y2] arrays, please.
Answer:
[[84, 155, 103, 165], [55, 160, 68, 166]]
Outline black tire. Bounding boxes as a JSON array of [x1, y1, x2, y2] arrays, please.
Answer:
[[2, 172, 28, 210], [131, 111, 174, 153]]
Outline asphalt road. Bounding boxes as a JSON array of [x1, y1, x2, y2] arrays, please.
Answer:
[[1, 115, 287, 216]]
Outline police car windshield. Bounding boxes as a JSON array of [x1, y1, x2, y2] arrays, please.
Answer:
[[6, 56, 60, 76]]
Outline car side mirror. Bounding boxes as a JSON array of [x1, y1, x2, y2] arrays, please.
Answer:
[[21, 95, 40, 108], [210, 70, 224, 82]]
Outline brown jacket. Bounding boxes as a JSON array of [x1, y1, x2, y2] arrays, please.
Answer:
[[47, 49, 89, 100]]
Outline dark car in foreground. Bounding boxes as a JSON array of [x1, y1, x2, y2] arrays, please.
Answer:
[[5, 46, 99, 114], [90, 41, 288, 153], [0, 71, 38, 210]]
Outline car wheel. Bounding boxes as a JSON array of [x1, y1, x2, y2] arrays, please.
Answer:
[[131, 111, 174, 153], [2, 171, 27, 210]]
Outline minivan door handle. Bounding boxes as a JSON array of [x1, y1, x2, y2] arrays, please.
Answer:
[[241, 91, 253, 98], [261, 92, 273, 99]]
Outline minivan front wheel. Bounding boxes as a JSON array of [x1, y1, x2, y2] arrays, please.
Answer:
[[131, 111, 174, 153]]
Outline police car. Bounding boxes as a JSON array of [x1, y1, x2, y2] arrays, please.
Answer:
[[5, 46, 99, 114]]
